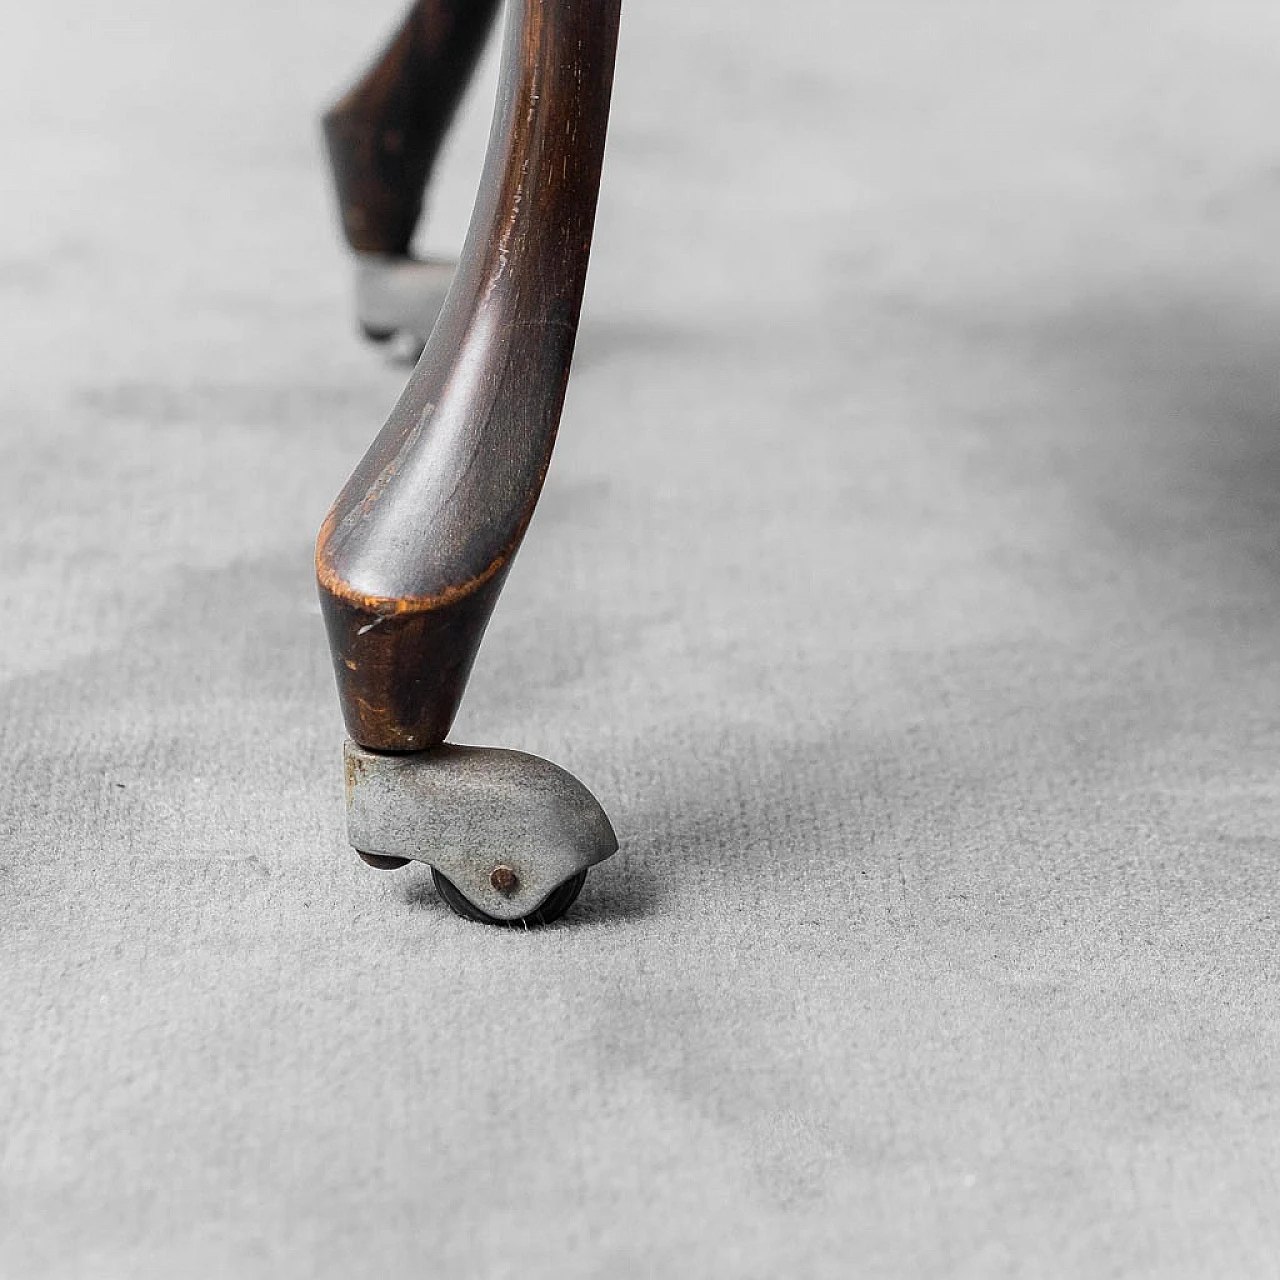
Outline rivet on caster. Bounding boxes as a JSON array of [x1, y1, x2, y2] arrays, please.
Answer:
[[316, 0, 623, 925]]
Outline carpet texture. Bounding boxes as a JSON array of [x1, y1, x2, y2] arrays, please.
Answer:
[[3, 1, 1280, 1275]]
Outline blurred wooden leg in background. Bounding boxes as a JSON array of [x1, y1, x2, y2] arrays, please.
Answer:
[[322, 0, 503, 344]]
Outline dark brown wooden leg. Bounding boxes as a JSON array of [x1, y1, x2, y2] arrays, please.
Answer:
[[318, 0, 622, 925], [322, 0, 503, 256]]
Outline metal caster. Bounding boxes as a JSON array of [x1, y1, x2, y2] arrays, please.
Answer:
[[345, 742, 617, 925]]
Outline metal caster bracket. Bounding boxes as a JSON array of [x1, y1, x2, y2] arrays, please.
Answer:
[[345, 742, 617, 922]]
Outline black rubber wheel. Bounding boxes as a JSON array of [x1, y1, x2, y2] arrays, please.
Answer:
[[359, 321, 397, 344], [432, 868, 588, 927], [358, 851, 411, 870]]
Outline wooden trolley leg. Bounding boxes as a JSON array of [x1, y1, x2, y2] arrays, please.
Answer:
[[322, 0, 504, 343], [317, 0, 622, 926]]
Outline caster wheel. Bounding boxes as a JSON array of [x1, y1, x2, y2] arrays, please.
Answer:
[[360, 322, 397, 344], [432, 868, 588, 927], [358, 851, 411, 870]]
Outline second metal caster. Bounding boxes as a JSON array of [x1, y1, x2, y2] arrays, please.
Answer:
[[353, 253, 454, 348]]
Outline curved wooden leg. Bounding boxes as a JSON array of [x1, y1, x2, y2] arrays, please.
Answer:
[[318, 0, 623, 925], [322, 0, 504, 342]]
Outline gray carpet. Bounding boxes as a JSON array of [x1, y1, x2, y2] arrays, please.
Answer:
[[4, 1, 1280, 1275]]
